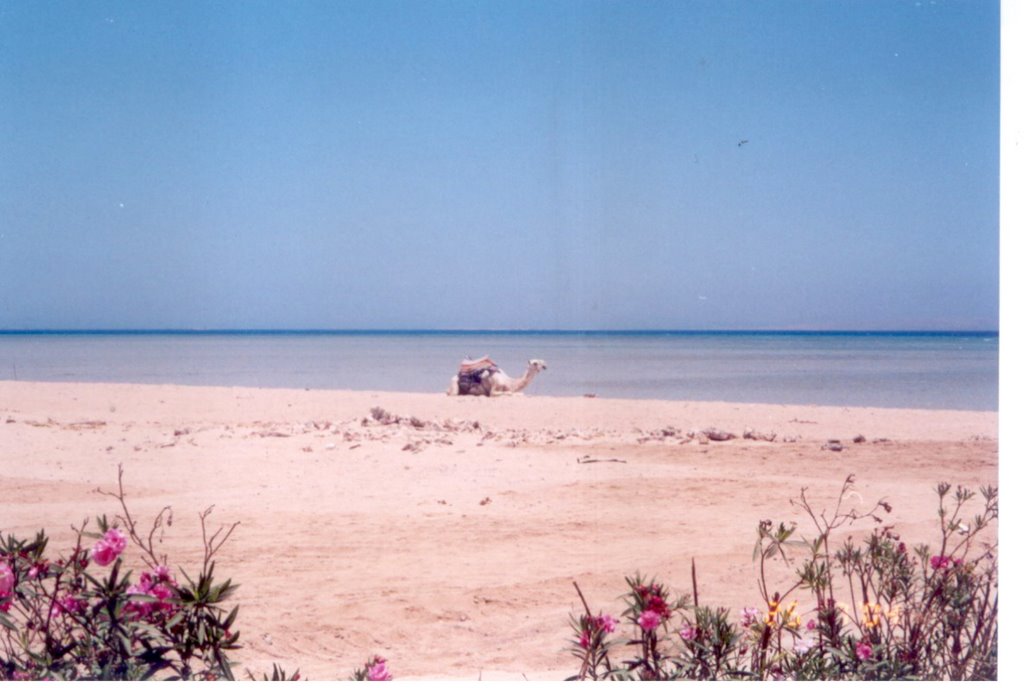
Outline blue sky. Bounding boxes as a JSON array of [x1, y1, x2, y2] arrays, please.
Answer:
[[0, 0, 1000, 330]]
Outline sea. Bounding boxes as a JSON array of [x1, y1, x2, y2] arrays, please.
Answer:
[[0, 331, 999, 411]]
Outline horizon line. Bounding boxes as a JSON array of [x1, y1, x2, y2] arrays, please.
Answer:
[[0, 328, 1000, 337]]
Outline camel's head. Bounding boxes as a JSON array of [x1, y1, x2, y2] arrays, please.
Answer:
[[528, 359, 547, 372]]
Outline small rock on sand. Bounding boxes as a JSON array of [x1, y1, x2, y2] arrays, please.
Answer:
[[703, 428, 736, 442], [743, 427, 777, 442]]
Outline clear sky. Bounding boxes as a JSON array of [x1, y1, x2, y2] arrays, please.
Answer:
[[0, 0, 1000, 331]]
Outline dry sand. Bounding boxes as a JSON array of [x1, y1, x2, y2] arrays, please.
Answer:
[[0, 381, 998, 679]]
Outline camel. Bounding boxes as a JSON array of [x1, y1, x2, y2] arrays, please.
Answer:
[[446, 357, 547, 397]]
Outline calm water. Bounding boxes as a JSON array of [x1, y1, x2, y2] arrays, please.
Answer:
[[0, 332, 998, 411]]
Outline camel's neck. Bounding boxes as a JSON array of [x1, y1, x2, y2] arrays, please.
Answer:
[[510, 366, 538, 393]]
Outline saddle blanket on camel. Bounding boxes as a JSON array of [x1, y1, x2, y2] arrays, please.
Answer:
[[457, 356, 499, 394]]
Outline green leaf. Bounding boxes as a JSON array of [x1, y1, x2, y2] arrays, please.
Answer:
[[224, 605, 238, 628]]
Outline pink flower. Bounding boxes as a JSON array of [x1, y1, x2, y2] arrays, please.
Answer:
[[151, 583, 174, 601], [740, 606, 759, 628], [90, 540, 116, 566], [125, 583, 152, 618], [930, 555, 952, 570], [0, 562, 14, 598], [366, 656, 391, 681], [140, 565, 172, 589], [27, 562, 47, 580], [103, 528, 127, 556], [805, 618, 817, 631], [91, 528, 128, 567], [855, 640, 873, 661], [126, 565, 179, 619], [580, 613, 617, 647], [679, 624, 697, 640], [645, 595, 671, 619], [637, 610, 661, 631], [50, 593, 86, 618]]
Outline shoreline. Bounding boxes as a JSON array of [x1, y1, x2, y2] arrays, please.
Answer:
[[0, 376, 999, 413], [0, 380, 998, 679]]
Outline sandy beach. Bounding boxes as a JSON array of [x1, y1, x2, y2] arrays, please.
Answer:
[[0, 381, 998, 680]]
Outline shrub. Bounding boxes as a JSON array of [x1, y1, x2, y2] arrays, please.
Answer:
[[568, 475, 997, 680], [0, 466, 391, 681]]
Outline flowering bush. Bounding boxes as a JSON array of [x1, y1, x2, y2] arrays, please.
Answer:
[[349, 654, 393, 681], [0, 466, 390, 681], [568, 475, 997, 680], [0, 465, 245, 680]]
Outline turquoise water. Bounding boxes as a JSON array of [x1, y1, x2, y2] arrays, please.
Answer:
[[0, 331, 998, 411]]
